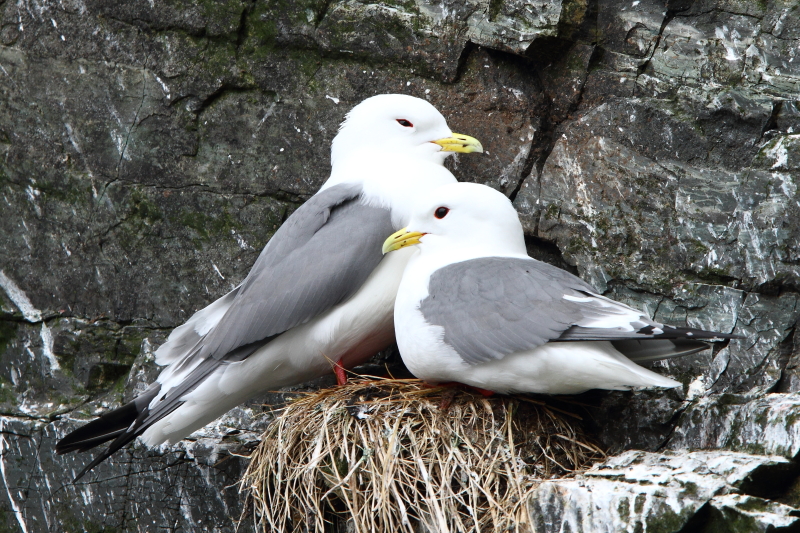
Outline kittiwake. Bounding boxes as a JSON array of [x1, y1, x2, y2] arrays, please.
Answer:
[[56, 94, 483, 479], [383, 182, 740, 394]]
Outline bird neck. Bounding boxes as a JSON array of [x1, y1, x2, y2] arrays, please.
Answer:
[[331, 143, 453, 169], [416, 238, 529, 267], [322, 152, 457, 229]]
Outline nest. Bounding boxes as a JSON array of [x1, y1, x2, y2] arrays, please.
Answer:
[[241, 378, 604, 533]]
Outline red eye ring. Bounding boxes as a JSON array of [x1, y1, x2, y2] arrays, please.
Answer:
[[434, 207, 449, 219], [397, 119, 414, 127]]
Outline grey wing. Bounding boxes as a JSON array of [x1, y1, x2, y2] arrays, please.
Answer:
[[142, 182, 393, 425], [201, 182, 394, 358], [153, 285, 240, 366], [62, 182, 396, 478], [420, 257, 734, 365]]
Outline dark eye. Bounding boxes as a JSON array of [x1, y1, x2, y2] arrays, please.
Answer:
[[397, 119, 414, 128], [434, 207, 449, 219]]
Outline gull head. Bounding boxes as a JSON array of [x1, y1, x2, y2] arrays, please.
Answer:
[[383, 182, 527, 258], [331, 94, 482, 167]]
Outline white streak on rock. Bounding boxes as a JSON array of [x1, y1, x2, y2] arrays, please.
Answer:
[[0, 270, 42, 322], [0, 419, 30, 533], [230, 229, 250, 250], [25, 186, 42, 217], [153, 75, 170, 98], [40, 323, 59, 372], [765, 136, 791, 170]]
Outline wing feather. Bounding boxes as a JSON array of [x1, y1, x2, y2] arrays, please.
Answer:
[[59, 182, 395, 478], [420, 257, 738, 365]]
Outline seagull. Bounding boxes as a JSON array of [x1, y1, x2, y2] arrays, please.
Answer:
[[56, 94, 483, 479], [383, 182, 739, 395]]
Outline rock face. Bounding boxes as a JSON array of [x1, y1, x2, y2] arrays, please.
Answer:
[[0, 0, 798, 531]]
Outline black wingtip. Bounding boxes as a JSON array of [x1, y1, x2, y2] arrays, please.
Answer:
[[56, 406, 137, 455], [57, 386, 161, 482], [56, 429, 126, 455], [72, 456, 102, 482], [650, 325, 745, 341]]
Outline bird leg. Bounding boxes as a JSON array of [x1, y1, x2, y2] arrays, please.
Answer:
[[422, 381, 495, 410], [438, 388, 458, 411], [333, 359, 348, 386], [433, 381, 495, 397]]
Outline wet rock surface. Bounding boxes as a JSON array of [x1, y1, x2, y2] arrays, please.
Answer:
[[530, 450, 800, 532], [0, 0, 799, 531]]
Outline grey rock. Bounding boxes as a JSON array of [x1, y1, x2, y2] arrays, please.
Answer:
[[668, 393, 800, 458], [705, 494, 800, 532], [0, 408, 264, 533], [529, 450, 797, 533], [1, 0, 800, 530]]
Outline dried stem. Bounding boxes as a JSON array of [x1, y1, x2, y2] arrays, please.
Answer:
[[241, 378, 604, 533]]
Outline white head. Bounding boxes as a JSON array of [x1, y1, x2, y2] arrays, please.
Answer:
[[330, 94, 482, 168], [383, 182, 528, 259]]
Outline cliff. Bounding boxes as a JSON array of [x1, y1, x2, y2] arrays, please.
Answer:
[[0, 0, 799, 530]]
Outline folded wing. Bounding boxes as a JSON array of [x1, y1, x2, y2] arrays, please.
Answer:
[[420, 257, 739, 365], [57, 182, 395, 479]]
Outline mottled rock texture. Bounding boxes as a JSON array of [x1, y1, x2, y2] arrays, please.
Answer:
[[0, 0, 799, 531]]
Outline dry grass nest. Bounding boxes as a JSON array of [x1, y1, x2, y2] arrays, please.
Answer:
[[241, 377, 605, 533]]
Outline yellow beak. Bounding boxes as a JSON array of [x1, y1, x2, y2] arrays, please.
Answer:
[[382, 228, 426, 254], [431, 133, 483, 153]]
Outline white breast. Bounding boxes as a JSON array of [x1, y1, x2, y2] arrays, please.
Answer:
[[394, 255, 681, 395]]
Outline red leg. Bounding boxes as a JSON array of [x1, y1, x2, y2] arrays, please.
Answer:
[[471, 386, 495, 397], [334, 359, 348, 386], [439, 388, 457, 411], [425, 381, 496, 398]]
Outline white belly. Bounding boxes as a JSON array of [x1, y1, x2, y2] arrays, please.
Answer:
[[398, 309, 680, 395], [141, 247, 416, 445]]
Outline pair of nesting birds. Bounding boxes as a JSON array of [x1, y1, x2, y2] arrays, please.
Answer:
[[57, 95, 734, 479]]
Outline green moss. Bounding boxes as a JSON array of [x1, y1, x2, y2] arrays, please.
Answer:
[[288, 49, 324, 82], [0, 164, 13, 188], [54, 323, 141, 390], [86, 363, 131, 392], [681, 481, 699, 497], [54, 503, 121, 533], [595, 216, 612, 233], [695, 265, 735, 285], [0, 376, 16, 405], [688, 239, 710, 255], [543, 203, 560, 220], [199, 0, 245, 35], [244, 14, 278, 55], [35, 173, 93, 206], [633, 493, 646, 514], [718, 393, 749, 407], [643, 509, 690, 533], [242, 0, 319, 55], [566, 235, 590, 254], [559, 0, 589, 30], [204, 40, 245, 78], [128, 189, 162, 225], [0, 508, 20, 533], [379, 0, 417, 10], [0, 320, 17, 355], [736, 496, 770, 512], [116, 331, 145, 362], [113, 187, 168, 251], [174, 206, 243, 243], [618, 497, 630, 522]]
